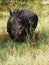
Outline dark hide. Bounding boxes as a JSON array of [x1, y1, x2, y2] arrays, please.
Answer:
[[7, 9, 38, 42]]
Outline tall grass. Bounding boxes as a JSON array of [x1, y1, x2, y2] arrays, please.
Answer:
[[0, 2, 49, 65]]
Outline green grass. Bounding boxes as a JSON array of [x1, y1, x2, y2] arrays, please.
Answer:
[[0, 3, 49, 65]]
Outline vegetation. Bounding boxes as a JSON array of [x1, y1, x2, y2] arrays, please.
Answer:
[[0, 0, 49, 65]]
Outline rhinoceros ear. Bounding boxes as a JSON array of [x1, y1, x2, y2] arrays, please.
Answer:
[[10, 9, 13, 16], [20, 10, 24, 17]]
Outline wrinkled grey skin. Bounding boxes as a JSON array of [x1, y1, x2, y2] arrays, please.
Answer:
[[7, 9, 38, 42]]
